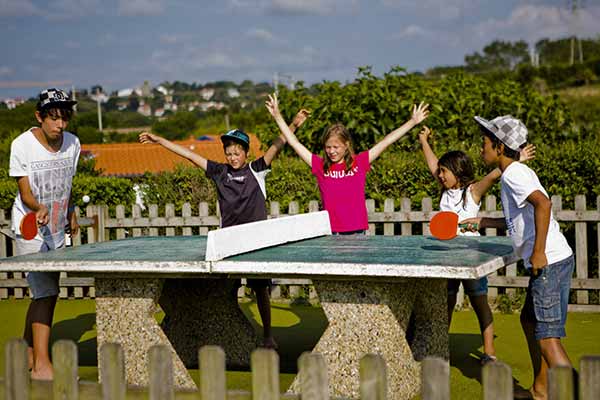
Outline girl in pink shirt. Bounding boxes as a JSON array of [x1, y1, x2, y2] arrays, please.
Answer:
[[266, 93, 429, 233]]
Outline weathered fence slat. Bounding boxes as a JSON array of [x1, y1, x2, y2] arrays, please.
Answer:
[[299, 352, 329, 400], [199, 202, 209, 236], [115, 205, 126, 240], [484, 195, 499, 298], [366, 199, 376, 235], [148, 205, 159, 237], [482, 361, 512, 400], [575, 195, 589, 305], [100, 343, 125, 400], [199, 346, 226, 400], [148, 345, 174, 400], [132, 204, 142, 237], [384, 198, 394, 236], [360, 354, 387, 400], [580, 356, 600, 400], [165, 203, 175, 237], [421, 357, 449, 400], [182, 203, 192, 236], [251, 348, 279, 400], [4, 338, 29, 400], [52, 339, 79, 400], [400, 198, 412, 236], [548, 365, 575, 400]]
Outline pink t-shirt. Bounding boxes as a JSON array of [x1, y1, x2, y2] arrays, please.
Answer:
[[312, 151, 371, 233]]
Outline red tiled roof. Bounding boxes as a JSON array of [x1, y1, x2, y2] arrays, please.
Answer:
[[81, 134, 264, 176]]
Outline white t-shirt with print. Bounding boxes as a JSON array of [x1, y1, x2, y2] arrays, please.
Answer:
[[500, 162, 572, 269], [440, 186, 480, 237], [9, 128, 80, 249]]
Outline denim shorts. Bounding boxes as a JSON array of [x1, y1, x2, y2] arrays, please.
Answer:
[[523, 254, 574, 340], [448, 277, 488, 297], [16, 238, 60, 300]]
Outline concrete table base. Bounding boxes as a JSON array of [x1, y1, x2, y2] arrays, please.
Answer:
[[95, 277, 260, 389], [288, 279, 448, 400], [159, 278, 260, 368]]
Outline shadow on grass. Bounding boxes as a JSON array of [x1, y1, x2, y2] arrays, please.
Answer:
[[450, 332, 530, 395], [50, 312, 97, 366], [241, 302, 328, 373]]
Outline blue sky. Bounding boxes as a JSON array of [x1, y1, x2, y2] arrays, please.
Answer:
[[1, 0, 599, 99]]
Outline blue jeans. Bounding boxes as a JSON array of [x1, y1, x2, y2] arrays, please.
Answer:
[[523, 254, 574, 340], [448, 277, 488, 297], [16, 238, 60, 299]]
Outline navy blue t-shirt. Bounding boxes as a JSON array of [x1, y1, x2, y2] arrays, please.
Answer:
[[206, 157, 270, 228]]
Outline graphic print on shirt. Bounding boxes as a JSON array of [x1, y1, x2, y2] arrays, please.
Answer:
[[30, 157, 74, 236], [323, 165, 358, 178]]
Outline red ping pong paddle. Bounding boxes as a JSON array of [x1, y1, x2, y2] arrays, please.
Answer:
[[430, 211, 479, 240], [20, 212, 38, 240]]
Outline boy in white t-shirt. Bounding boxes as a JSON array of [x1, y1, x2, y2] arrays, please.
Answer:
[[9, 88, 81, 380], [462, 115, 574, 400]]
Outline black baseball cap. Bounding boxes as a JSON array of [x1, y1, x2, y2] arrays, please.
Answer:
[[220, 129, 250, 147], [37, 88, 77, 111]]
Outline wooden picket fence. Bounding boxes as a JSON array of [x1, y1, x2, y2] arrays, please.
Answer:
[[2, 338, 600, 400], [1, 194, 599, 311]]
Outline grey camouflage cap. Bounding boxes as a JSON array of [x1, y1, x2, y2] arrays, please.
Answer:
[[474, 115, 528, 151]]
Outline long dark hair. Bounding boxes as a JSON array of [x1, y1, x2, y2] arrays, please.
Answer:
[[321, 123, 355, 172], [438, 150, 476, 209]]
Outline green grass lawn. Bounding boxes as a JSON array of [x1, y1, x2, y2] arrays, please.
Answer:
[[1, 299, 599, 399]]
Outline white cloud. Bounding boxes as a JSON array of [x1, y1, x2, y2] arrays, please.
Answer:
[[118, 0, 165, 16], [382, 0, 480, 21], [0, 66, 13, 77], [228, 0, 358, 16], [0, 0, 40, 17], [245, 28, 287, 45], [159, 34, 192, 45], [65, 40, 81, 49], [391, 24, 461, 47], [473, 4, 600, 43]]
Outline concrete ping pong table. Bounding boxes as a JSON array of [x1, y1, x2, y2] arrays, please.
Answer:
[[0, 234, 518, 399]]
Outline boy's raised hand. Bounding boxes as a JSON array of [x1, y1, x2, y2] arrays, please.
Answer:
[[411, 102, 430, 125], [139, 131, 160, 144], [292, 109, 311, 129], [418, 126, 432, 143], [519, 143, 536, 163], [265, 93, 280, 118]]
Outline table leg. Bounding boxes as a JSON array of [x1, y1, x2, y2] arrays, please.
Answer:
[[288, 279, 448, 400], [159, 278, 260, 368], [95, 277, 196, 389]]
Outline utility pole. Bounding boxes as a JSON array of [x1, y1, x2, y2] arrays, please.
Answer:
[[569, 0, 584, 64], [96, 87, 103, 132], [273, 72, 294, 94]]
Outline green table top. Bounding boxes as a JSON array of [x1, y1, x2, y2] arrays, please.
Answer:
[[0, 235, 517, 280]]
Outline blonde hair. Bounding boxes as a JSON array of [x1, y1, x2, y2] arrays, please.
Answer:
[[321, 123, 355, 172]]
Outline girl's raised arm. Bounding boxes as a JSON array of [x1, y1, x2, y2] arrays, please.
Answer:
[[263, 109, 310, 166], [139, 132, 208, 170], [265, 93, 313, 167], [470, 143, 536, 204], [368, 102, 429, 163], [418, 126, 439, 179]]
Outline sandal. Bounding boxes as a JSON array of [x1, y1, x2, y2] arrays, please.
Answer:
[[480, 354, 497, 365]]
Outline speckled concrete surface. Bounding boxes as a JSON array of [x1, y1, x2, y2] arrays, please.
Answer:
[[95, 277, 196, 389], [287, 278, 448, 400], [159, 278, 260, 368]]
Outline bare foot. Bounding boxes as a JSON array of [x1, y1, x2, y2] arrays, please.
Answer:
[[262, 336, 278, 350], [31, 365, 53, 381]]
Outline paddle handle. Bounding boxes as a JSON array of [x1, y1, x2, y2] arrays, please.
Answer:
[[458, 223, 478, 231]]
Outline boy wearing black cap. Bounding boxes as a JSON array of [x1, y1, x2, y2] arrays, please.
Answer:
[[462, 115, 574, 400], [10, 88, 81, 380], [139, 109, 309, 349]]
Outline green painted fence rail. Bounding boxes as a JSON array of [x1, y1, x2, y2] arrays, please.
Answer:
[[2, 339, 599, 400], [0, 195, 599, 312]]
